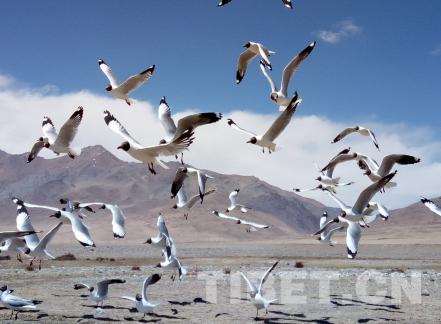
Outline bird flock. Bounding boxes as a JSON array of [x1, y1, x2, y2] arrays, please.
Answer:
[[0, 1, 433, 322]]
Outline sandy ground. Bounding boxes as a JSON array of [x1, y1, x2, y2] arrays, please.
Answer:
[[0, 243, 441, 323]]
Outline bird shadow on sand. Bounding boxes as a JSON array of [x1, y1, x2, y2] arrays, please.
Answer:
[[269, 310, 306, 318], [168, 297, 210, 306], [124, 313, 186, 322], [254, 317, 334, 324], [358, 319, 398, 323], [81, 304, 133, 311], [63, 314, 121, 322], [330, 296, 403, 313]]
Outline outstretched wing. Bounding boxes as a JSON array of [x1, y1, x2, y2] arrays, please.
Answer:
[[332, 127, 357, 143], [118, 65, 155, 94], [158, 97, 177, 140], [27, 140, 45, 163], [280, 42, 316, 96], [99, 59, 119, 88], [103, 110, 143, 149], [171, 167, 188, 198], [262, 93, 302, 142], [142, 274, 161, 302], [258, 261, 279, 293], [172, 112, 222, 142], [259, 60, 277, 92], [53, 107, 83, 147], [421, 197, 441, 217], [236, 49, 258, 84], [42, 117, 58, 144], [136, 131, 194, 158]]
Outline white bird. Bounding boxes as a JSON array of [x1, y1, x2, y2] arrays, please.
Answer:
[[0, 286, 40, 320], [20, 201, 96, 248], [226, 189, 250, 213], [170, 166, 214, 203], [173, 185, 216, 218], [420, 197, 441, 217], [363, 201, 390, 222], [332, 126, 380, 150], [293, 182, 354, 195], [103, 110, 194, 174], [239, 261, 279, 319], [74, 279, 126, 307], [259, 42, 315, 110], [315, 211, 345, 245], [27, 107, 83, 162], [357, 154, 420, 185], [155, 236, 187, 281], [98, 59, 155, 106], [158, 96, 222, 143], [120, 274, 161, 318], [144, 214, 177, 256], [75, 202, 126, 239], [212, 211, 271, 229], [320, 171, 397, 223], [227, 92, 302, 153], [236, 42, 275, 84]]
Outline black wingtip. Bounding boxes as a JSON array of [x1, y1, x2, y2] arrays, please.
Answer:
[[227, 118, 235, 126], [98, 59, 105, 65], [103, 110, 114, 125], [420, 197, 430, 204]]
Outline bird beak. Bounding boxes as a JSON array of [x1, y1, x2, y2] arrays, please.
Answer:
[[117, 145, 123, 150], [49, 214, 56, 218], [246, 140, 251, 143]]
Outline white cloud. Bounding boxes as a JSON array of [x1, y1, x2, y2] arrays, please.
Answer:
[[431, 44, 441, 56], [0, 76, 439, 210], [317, 19, 362, 44]]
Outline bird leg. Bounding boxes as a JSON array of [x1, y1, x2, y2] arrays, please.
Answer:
[[68, 152, 75, 159], [38, 259, 42, 270], [180, 153, 184, 165], [262, 147, 265, 154], [15, 311, 18, 320], [10, 310, 14, 319], [29, 257, 36, 267], [269, 147, 272, 154], [17, 253, 22, 263], [184, 213, 188, 220], [255, 309, 259, 320]]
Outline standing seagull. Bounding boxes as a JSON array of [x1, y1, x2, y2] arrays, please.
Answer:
[[120, 274, 161, 318], [170, 166, 214, 203], [236, 42, 274, 84], [420, 197, 441, 217], [259, 42, 315, 110], [239, 261, 279, 319], [0, 286, 40, 320], [332, 126, 380, 150], [27, 107, 84, 162], [104, 110, 195, 174], [74, 202, 126, 239], [227, 93, 302, 153], [226, 189, 250, 213], [74, 279, 126, 308], [98, 59, 155, 106], [20, 201, 96, 248], [158, 96, 222, 143], [173, 185, 216, 219]]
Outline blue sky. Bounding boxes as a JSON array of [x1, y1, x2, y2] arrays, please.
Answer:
[[0, 0, 440, 131]]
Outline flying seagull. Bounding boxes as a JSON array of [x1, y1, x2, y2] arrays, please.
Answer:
[[74, 279, 126, 308], [173, 185, 216, 219], [212, 211, 271, 229], [19, 201, 96, 248], [332, 126, 380, 150], [420, 197, 441, 217], [259, 42, 315, 110], [227, 92, 302, 153], [74, 202, 126, 239], [357, 154, 420, 185], [239, 261, 279, 319], [144, 214, 177, 256], [104, 110, 195, 174], [158, 96, 222, 143], [226, 189, 251, 213], [317, 171, 397, 223], [170, 166, 214, 203], [27, 107, 83, 163], [120, 274, 161, 318], [98, 59, 155, 106], [236, 41, 274, 84]]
